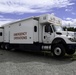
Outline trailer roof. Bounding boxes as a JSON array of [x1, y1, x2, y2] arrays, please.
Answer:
[[2, 16, 39, 27]]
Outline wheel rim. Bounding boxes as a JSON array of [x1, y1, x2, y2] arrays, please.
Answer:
[[5, 45, 8, 49], [54, 47, 62, 56], [1, 45, 3, 49]]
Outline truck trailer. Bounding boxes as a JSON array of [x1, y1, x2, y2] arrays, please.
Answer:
[[0, 14, 76, 57]]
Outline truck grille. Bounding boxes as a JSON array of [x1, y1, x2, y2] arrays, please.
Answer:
[[74, 32, 76, 41]]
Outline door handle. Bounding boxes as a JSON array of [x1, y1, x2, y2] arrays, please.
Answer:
[[44, 36, 46, 39]]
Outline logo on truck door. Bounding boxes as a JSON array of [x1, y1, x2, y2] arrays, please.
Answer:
[[14, 32, 27, 40]]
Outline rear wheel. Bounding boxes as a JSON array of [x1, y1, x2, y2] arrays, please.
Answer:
[[1, 44, 4, 49], [66, 49, 75, 55], [5, 44, 10, 50], [52, 44, 65, 57]]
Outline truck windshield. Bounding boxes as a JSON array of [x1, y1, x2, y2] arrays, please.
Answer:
[[53, 25, 64, 32]]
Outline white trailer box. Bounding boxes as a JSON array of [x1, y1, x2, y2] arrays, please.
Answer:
[[10, 18, 38, 44], [0, 14, 76, 57]]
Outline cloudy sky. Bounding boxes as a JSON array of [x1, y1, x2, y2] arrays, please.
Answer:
[[0, 0, 76, 27]]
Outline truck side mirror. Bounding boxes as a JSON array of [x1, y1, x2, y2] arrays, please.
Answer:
[[65, 28, 67, 31], [45, 25, 53, 34]]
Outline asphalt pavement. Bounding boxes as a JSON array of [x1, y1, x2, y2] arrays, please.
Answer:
[[0, 49, 76, 75]]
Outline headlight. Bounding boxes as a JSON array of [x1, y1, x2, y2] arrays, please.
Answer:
[[68, 38, 76, 42]]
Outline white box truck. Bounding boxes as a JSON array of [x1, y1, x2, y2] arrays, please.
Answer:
[[0, 14, 76, 57]]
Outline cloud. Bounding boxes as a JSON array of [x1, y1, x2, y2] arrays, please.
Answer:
[[65, 8, 72, 12], [72, 12, 76, 15], [0, 0, 74, 14], [65, 6, 73, 12], [62, 18, 76, 27], [0, 16, 17, 26], [0, 15, 4, 18], [0, 21, 11, 26], [64, 17, 73, 21]]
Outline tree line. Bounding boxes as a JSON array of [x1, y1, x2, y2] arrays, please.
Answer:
[[63, 27, 76, 32]]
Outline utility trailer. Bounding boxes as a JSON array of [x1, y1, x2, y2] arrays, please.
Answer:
[[0, 14, 76, 57]]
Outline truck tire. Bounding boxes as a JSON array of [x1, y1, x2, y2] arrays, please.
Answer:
[[52, 44, 65, 57], [1, 44, 4, 49], [66, 49, 75, 55], [5, 44, 10, 50]]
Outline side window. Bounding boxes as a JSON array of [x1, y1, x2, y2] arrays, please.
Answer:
[[45, 25, 49, 32], [45, 25, 53, 33], [34, 26, 37, 32], [50, 26, 53, 33], [0, 32, 2, 36], [52, 25, 55, 32]]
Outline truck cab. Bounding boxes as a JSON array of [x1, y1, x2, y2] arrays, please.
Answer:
[[39, 14, 76, 57], [0, 14, 76, 58]]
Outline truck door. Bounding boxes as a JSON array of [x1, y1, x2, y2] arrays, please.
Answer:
[[43, 24, 54, 44]]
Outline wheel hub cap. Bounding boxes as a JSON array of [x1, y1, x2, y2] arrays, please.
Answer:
[[54, 47, 61, 55]]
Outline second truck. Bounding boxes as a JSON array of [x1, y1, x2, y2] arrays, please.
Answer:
[[0, 14, 76, 57]]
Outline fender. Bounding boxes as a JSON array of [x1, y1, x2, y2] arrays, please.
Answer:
[[51, 38, 67, 52], [52, 37, 66, 44]]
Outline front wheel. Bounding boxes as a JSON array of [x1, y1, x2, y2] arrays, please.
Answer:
[[52, 44, 65, 57]]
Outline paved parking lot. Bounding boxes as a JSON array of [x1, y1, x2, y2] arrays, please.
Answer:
[[0, 49, 76, 75]]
